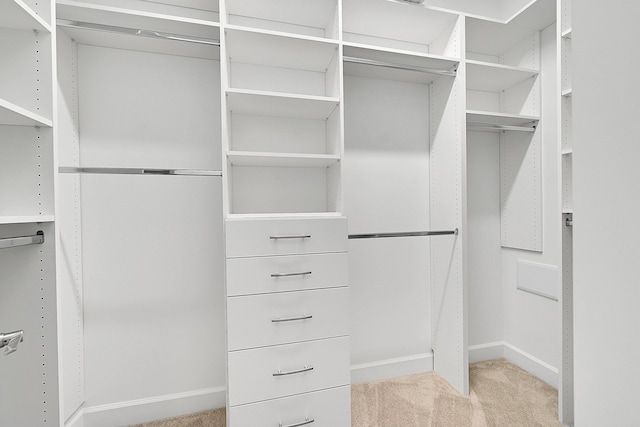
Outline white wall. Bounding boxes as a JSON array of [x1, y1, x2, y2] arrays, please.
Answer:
[[573, 2, 640, 425]]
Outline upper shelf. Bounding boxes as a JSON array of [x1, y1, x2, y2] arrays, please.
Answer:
[[343, 43, 458, 84], [467, 110, 539, 127], [226, 89, 339, 120], [466, 60, 538, 92], [562, 28, 572, 39], [57, 0, 220, 59], [0, 98, 53, 127], [225, 26, 339, 72], [0, 215, 55, 225], [227, 151, 340, 168], [0, 0, 51, 32], [225, 0, 339, 40]]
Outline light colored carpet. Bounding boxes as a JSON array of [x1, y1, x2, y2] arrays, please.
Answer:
[[133, 358, 560, 427]]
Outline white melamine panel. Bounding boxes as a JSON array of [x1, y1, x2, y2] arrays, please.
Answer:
[[500, 130, 542, 251], [516, 259, 560, 301], [342, 0, 460, 56], [466, 110, 539, 127], [142, 0, 218, 13], [227, 152, 340, 168], [225, 217, 347, 258], [226, 89, 339, 120], [343, 75, 429, 234], [430, 73, 467, 395], [230, 165, 331, 215], [227, 287, 349, 351], [0, 223, 59, 426], [227, 336, 350, 406], [225, 0, 339, 39], [226, 252, 348, 296], [562, 97, 572, 153], [466, 61, 538, 92], [348, 238, 431, 365], [562, 154, 573, 213], [0, 28, 53, 122], [229, 386, 351, 427], [230, 63, 328, 97], [561, 37, 572, 94], [0, 0, 50, 32], [0, 126, 54, 218], [77, 44, 220, 169], [57, 0, 219, 28], [229, 114, 330, 155], [343, 43, 458, 85], [80, 175, 225, 406]]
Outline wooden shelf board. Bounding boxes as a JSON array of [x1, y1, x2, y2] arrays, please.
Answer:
[[226, 89, 339, 120], [225, 26, 338, 72], [0, 0, 51, 32], [0, 215, 55, 225], [466, 60, 539, 92], [0, 98, 53, 127], [343, 43, 458, 84], [467, 110, 539, 127], [228, 151, 340, 168]]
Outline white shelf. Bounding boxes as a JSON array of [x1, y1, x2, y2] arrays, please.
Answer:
[[57, 0, 220, 59], [227, 212, 344, 220], [0, 215, 55, 225], [226, 89, 339, 120], [562, 28, 572, 39], [562, 209, 573, 214], [562, 149, 573, 155], [562, 88, 573, 97], [466, 60, 539, 92], [225, 26, 338, 72], [225, 0, 338, 40], [0, 98, 53, 127], [0, 0, 51, 32], [228, 151, 340, 168], [467, 110, 539, 127], [343, 42, 458, 84]]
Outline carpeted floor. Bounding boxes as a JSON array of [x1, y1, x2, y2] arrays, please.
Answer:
[[133, 358, 561, 427]]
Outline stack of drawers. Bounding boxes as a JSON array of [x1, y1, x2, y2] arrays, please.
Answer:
[[225, 216, 351, 426]]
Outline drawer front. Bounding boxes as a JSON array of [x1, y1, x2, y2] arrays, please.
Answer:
[[226, 252, 348, 296], [225, 217, 347, 258], [227, 287, 349, 351], [228, 336, 350, 406], [229, 386, 351, 427]]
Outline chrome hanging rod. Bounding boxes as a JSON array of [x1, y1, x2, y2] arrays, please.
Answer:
[[57, 19, 220, 46], [343, 56, 457, 77], [0, 231, 44, 250], [467, 122, 537, 133], [59, 167, 222, 177], [349, 229, 458, 239]]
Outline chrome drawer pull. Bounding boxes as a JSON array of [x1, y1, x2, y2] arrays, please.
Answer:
[[272, 315, 313, 323], [271, 271, 312, 278], [273, 365, 314, 377], [279, 417, 315, 427], [269, 235, 311, 240]]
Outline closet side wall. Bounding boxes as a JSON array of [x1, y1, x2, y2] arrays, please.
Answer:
[[573, 1, 640, 425], [500, 23, 560, 386]]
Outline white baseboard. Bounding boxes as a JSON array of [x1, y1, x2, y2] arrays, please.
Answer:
[[503, 342, 559, 388], [350, 352, 434, 384], [469, 341, 559, 388], [66, 386, 226, 427]]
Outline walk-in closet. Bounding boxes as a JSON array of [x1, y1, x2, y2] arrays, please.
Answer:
[[2, 0, 639, 426]]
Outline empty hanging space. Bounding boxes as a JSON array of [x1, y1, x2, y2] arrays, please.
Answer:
[[224, 0, 340, 39]]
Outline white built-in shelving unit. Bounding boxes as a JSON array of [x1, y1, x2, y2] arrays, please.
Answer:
[[0, 2, 59, 426]]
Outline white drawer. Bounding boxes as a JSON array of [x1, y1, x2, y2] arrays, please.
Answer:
[[226, 252, 348, 296], [229, 386, 351, 427], [227, 287, 349, 351], [225, 217, 347, 258], [228, 336, 350, 406]]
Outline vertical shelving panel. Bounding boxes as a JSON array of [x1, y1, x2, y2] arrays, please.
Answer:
[[0, 2, 59, 427]]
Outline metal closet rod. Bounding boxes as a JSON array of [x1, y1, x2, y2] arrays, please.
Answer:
[[343, 56, 457, 77], [59, 167, 222, 177], [467, 122, 537, 133], [0, 231, 44, 250], [57, 19, 220, 46], [349, 229, 458, 239]]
